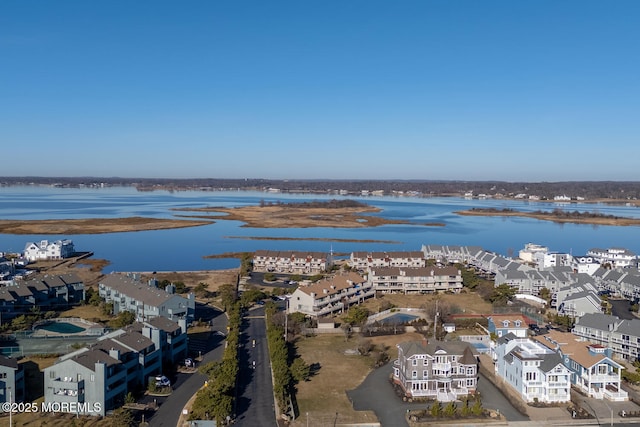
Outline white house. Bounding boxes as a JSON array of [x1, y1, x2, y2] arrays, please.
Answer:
[[24, 239, 75, 261], [587, 248, 637, 269], [495, 333, 571, 404], [532, 330, 627, 401]]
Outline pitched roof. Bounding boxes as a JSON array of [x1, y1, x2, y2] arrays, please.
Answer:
[[297, 272, 365, 298], [100, 273, 185, 307], [72, 348, 121, 371]]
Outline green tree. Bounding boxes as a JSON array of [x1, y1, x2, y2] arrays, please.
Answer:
[[345, 306, 370, 326], [290, 357, 311, 383], [430, 400, 442, 417], [110, 310, 136, 328], [218, 283, 238, 311], [471, 396, 484, 416], [443, 401, 457, 417], [489, 284, 517, 305]]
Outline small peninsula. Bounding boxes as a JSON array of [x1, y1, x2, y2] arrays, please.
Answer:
[[456, 207, 640, 226], [0, 217, 214, 235]]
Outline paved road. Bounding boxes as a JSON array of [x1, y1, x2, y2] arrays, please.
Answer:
[[611, 299, 635, 320], [235, 306, 277, 427], [148, 304, 228, 427], [348, 364, 527, 427]]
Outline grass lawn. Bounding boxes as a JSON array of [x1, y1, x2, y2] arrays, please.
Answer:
[[290, 331, 425, 426], [59, 305, 112, 323], [356, 290, 493, 317]]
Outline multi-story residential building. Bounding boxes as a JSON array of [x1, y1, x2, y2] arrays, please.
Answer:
[[98, 273, 195, 322], [349, 251, 426, 271], [287, 272, 373, 317], [23, 239, 75, 261], [44, 348, 126, 416], [532, 330, 627, 401], [44, 317, 187, 416], [570, 255, 601, 275], [368, 266, 463, 294], [252, 250, 330, 274], [0, 355, 24, 404], [487, 314, 530, 339], [519, 243, 549, 264], [392, 340, 479, 402], [495, 333, 571, 404], [587, 247, 637, 269], [573, 313, 640, 361], [0, 273, 85, 323]]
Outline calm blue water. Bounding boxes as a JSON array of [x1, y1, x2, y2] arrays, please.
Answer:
[[1, 186, 640, 273]]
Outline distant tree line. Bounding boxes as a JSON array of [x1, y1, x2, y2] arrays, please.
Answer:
[[258, 199, 368, 209], [4, 177, 640, 200]]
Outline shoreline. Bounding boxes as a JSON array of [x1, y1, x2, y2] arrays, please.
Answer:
[[456, 208, 640, 226]]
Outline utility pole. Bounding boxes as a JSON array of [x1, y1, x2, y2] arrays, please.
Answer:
[[433, 299, 439, 341]]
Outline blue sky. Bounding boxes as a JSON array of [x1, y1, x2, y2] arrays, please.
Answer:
[[2, 1, 639, 181]]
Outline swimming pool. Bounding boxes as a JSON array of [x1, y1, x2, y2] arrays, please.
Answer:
[[35, 321, 86, 334], [378, 313, 419, 325]]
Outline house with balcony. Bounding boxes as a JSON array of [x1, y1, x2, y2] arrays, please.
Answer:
[[128, 316, 188, 366], [44, 349, 127, 416], [98, 273, 194, 322], [287, 272, 372, 317], [368, 266, 463, 294], [0, 355, 24, 404], [587, 247, 637, 269], [349, 251, 425, 271], [532, 330, 627, 401], [573, 313, 640, 361], [24, 239, 75, 261], [495, 333, 571, 404], [392, 340, 479, 402], [252, 250, 330, 274]]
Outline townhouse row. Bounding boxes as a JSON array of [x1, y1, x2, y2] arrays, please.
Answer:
[[286, 266, 463, 317], [0, 273, 85, 322]]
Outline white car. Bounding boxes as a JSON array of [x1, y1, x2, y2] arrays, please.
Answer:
[[155, 375, 171, 387]]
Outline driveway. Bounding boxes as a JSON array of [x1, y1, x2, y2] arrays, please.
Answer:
[[347, 364, 528, 427]]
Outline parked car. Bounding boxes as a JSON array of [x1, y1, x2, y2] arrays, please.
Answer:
[[155, 375, 171, 387]]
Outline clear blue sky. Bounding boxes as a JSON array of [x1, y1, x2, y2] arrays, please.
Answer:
[[2, 1, 639, 181]]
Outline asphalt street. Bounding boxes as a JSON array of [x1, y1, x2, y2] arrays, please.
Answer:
[[235, 306, 278, 427]]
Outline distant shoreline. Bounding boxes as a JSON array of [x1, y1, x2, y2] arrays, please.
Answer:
[[456, 207, 640, 226]]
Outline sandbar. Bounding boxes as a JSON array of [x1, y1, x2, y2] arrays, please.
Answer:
[[0, 217, 214, 235]]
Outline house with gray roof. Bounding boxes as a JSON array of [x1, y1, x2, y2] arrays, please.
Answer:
[[99, 273, 194, 322], [573, 313, 640, 361], [392, 339, 479, 402], [0, 355, 24, 404], [495, 333, 571, 403], [44, 348, 125, 416]]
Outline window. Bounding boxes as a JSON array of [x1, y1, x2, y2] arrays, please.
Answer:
[[526, 372, 537, 381], [423, 359, 428, 366], [412, 371, 417, 379], [412, 359, 417, 366], [466, 367, 474, 375], [90, 374, 95, 382]]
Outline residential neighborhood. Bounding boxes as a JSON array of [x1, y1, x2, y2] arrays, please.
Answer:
[[2, 240, 640, 426]]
